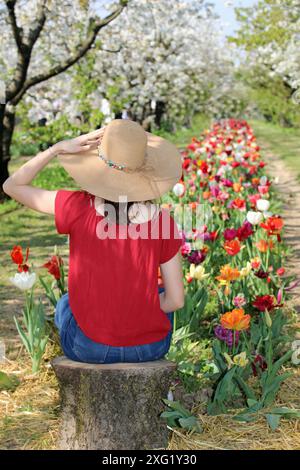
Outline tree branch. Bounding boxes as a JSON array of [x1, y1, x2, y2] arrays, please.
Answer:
[[5, 0, 48, 101], [5, 0, 23, 51], [99, 46, 122, 53], [10, 3, 126, 105], [24, 0, 47, 50]]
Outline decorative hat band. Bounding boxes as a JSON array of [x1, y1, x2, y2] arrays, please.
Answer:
[[98, 146, 149, 174], [98, 148, 128, 171]]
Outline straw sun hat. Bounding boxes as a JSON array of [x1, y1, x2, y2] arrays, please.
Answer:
[[57, 119, 182, 202]]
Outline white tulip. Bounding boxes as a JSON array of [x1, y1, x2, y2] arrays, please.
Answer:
[[246, 211, 263, 225], [256, 199, 270, 212], [9, 272, 37, 291], [173, 183, 185, 197], [260, 176, 268, 186], [263, 211, 273, 219]]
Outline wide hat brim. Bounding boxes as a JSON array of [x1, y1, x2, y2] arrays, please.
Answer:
[[57, 131, 182, 202]]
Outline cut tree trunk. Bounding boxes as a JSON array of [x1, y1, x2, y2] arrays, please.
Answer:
[[51, 356, 178, 450]]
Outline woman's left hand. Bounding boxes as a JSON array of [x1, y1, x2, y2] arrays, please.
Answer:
[[54, 127, 106, 155]]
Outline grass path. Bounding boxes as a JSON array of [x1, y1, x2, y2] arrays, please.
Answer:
[[250, 119, 300, 180], [250, 119, 300, 312]]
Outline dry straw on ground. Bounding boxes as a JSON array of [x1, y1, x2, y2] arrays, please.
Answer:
[[0, 342, 60, 450], [1, 340, 299, 450], [168, 368, 300, 451]]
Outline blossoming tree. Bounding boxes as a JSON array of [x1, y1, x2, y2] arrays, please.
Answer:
[[230, 0, 300, 124], [0, 0, 128, 198], [19, 0, 241, 135]]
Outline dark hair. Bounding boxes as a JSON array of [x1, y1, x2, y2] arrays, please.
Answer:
[[102, 199, 135, 225], [104, 198, 162, 225], [83, 190, 159, 225]]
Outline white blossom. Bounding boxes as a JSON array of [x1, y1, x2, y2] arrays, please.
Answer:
[[9, 271, 37, 291], [256, 199, 270, 212], [246, 211, 263, 225], [173, 182, 185, 197]]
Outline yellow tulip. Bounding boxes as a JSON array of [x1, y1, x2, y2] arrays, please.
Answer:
[[233, 352, 249, 367], [240, 262, 252, 278], [190, 264, 209, 281], [223, 352, 234, 369]]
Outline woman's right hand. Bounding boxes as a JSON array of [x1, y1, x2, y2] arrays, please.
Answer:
[[54, 127, 106, 155]]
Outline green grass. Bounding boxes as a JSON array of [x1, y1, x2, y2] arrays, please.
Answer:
[[2, 113, 211, 215], [0, 156, 78, 217], [249, 119, 300, 178], [153, 113, 212, 148]]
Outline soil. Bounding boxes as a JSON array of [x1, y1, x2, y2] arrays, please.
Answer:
[[260, 140, 300, 313]]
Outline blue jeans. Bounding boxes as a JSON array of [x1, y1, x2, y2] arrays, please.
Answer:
[[54, 287, 174, 364]]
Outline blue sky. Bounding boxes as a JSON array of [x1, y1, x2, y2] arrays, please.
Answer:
[[97, 0, 258, 39], [211, 0, 258, 38]]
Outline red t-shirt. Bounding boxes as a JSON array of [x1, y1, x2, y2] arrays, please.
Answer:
[[54, 189, 182, 346]]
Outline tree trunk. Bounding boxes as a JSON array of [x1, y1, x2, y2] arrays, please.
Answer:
[[154, 100, 166, 128], [51, 356, 178, 450], [0, 157, 10, 201], [0, 103, 13, 201]]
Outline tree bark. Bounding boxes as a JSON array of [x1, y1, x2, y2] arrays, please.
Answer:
[[0, 104, 11, 200], [154, 100, 166, 128], [51, 356, 178, 450]]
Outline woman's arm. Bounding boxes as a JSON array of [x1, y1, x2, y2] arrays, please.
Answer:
[[2, 128, 105, 215], [159, 252, 185, 312], [3, 145, 60, 215]]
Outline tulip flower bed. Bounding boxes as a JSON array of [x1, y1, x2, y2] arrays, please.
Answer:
[[2, 118, 299, 450], [163, 118, 299, 429]]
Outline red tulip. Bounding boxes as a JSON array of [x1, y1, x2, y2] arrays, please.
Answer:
[[277, 267, 285, 276], [10, 245, 30, 272], [224, 239, 241, 256], [42, 255, 63, 280], [224, 228, 237, 241], [260, 216, 284, 241], [237, 221, 253, 241], [252, 295, 276, 312]]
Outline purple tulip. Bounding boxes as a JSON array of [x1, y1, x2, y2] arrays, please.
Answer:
[[214, 325, 240, 348], [187, 250, 206, 265], [224, 228, 237, 241]]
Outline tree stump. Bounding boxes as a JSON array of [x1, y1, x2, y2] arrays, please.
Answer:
[[51, 356, 178, 450]]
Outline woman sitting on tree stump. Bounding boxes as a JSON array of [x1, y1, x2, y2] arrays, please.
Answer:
[[3, 119, 184, 364]]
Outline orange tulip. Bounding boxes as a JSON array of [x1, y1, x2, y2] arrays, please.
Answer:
[[233, 182, 242, 193], [216, 264, 240, 283], [216, 264, 240, 295], [224, 239, 241, 256], [232, 198, 246, 210], [260, 216, 284, 239], [255, 239, 273, 253], [221, 308, 251, 331], [252, 177, 260, 186]]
